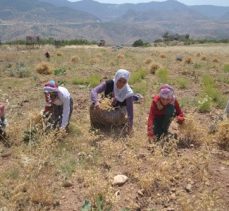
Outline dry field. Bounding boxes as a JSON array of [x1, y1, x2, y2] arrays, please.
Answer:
[[0, 44, 229, 211]]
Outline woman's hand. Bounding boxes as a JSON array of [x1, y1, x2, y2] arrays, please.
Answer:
[[94, 102, 100, 110], [148, 136, 155, 144]]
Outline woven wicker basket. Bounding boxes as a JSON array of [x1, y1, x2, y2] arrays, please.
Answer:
[[90, 104, 127, 128]]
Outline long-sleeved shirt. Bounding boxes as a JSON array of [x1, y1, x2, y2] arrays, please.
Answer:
[[91, 82, 134, 128], [147, 95, 184, 137], [45, 86, 71, 128]]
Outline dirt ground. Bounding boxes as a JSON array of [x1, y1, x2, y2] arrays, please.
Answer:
[[0, 44, 228, 211]]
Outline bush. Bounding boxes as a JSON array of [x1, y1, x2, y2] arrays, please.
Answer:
[[73, 75, 100, 88], [156, 68, 169, 83], [9, 63, 30, 78], [36, 62, 52, 75], [129, 68, 147, 84], [197, 95, 212, 113], [149, 64, 160, 74], [132, 39, 150, 47], [185, 57, 192, 64]]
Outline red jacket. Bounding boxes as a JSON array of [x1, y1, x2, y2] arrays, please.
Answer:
[[147, 95, 184, 137]]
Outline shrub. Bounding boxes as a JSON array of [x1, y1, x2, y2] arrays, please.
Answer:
[[160, 54, 166, 59], [132, 39, 150, 47], [144, 58, 152, 65], [201, 56, 207, 61], [197, 95, 212, 113], [185, 57, 192, 64], [149, 64, 160, 74], [213, 58, 219, 63], [156, 68, 169, 83], [71, 56, 80, 63], [224, 64, 229, 73], [9, 63, 30, 78], [129, 68, 147, 84], [36, 62, 52, 75]]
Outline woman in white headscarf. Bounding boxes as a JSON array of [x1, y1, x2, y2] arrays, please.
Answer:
[[91, 69, 135, 134]]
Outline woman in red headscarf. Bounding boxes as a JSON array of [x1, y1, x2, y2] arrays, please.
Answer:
[[147, 84, 184, 142]]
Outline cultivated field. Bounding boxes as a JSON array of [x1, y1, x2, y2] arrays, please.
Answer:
[[0, 44, 228, 210]]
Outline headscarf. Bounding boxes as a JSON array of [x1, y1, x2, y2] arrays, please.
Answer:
[[113, 69, 134, 102], [43, 80, 58, 93], [159, 84, 175, 101]]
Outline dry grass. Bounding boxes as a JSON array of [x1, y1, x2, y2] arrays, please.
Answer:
[[117, 53, 125, 60], [144, 58, 152, 65], [201, 56, 207, 61], [160, 54, 166, 58], [213, 58, 219, 63], [178, 115, 206, 148], [185, 57, 192, 64], [71, 56, 80, 64], [0, 44, 229, 210], [149, 63, 160, 74], [35, 62, 52, 75], [216, 120, 229, 151]]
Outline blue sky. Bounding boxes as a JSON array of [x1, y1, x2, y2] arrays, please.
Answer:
[[69, 0, 229, 6]]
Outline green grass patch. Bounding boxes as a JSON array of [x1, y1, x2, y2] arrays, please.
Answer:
[[224, 64, 229, 73], [54, 67, 66, 76], [133, 80, 147, 95], [129, 68, 147, 84], [200, 75, 227, 109], [176, 78, 189, 89], [193, 63, 202, 69], [59, 158, 77, 178], [73, 74, 100, 88], [5, 167, 20, 180], [156, 68, 169, 83]]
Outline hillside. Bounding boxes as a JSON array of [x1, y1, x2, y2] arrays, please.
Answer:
[[0, 0, 229, 43], [0, 0, 99, 23]]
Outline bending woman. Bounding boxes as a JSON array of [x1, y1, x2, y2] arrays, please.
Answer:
[[90, 69, 134, 134]]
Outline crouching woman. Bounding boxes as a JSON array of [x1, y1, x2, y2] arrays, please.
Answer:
[[90, 69, 134, 134], [43, 80, 73, 131], [147, 84, 184, 142]]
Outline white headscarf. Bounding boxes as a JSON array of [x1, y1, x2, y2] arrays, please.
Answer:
[[113, 69, 134, 102]]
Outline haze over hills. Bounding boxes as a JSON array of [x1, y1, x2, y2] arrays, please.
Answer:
[[0, 0, 229, 44]]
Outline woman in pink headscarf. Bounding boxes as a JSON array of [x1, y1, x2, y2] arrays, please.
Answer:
[[147, 84, 184, 142]]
